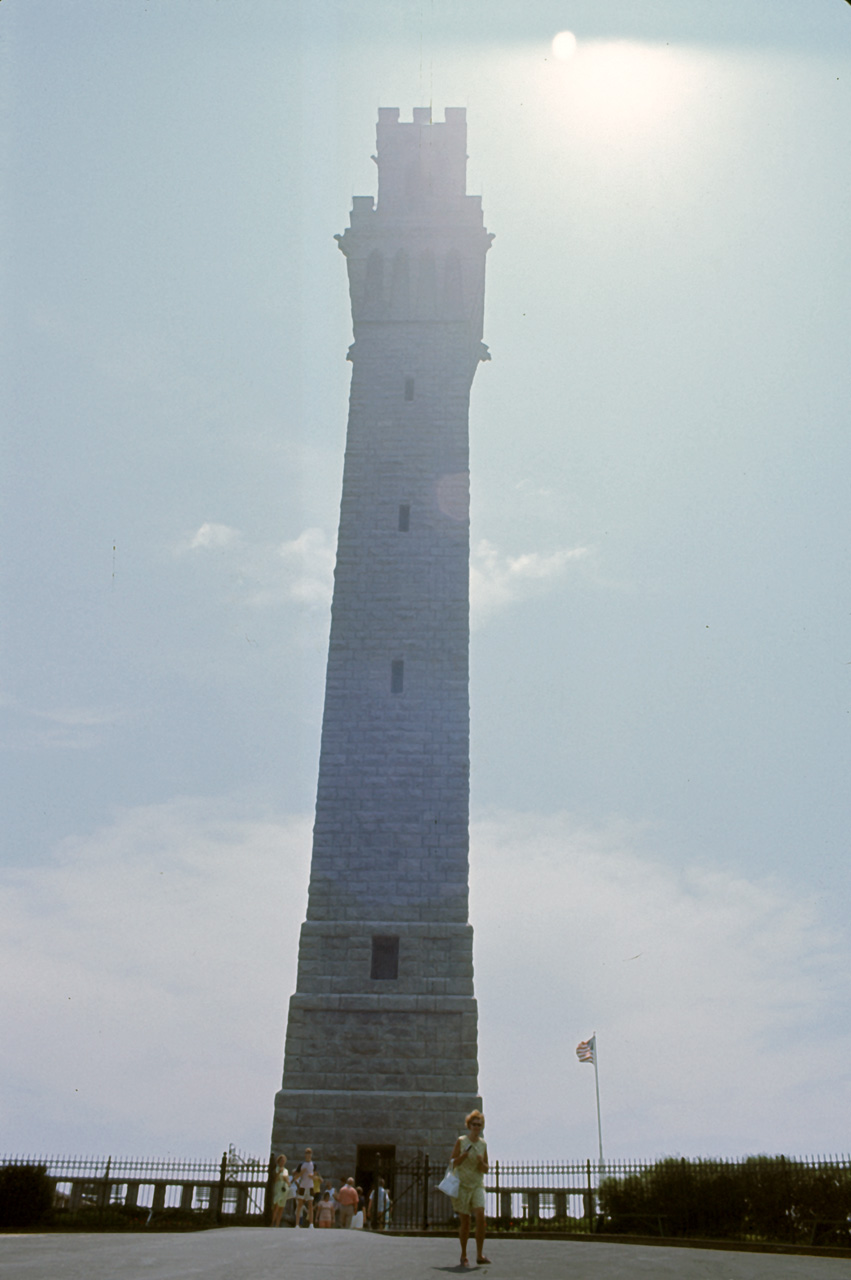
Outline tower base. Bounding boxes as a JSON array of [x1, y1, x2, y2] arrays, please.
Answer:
[[271, 1086, 483, 1180]]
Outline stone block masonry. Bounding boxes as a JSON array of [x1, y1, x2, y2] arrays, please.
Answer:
[[272, 107, 492, 1181]]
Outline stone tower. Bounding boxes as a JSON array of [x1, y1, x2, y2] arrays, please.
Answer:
[[271, 107, 492, 1180]]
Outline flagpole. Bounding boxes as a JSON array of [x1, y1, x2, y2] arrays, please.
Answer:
[[591, 1033, 604, 1167], [576, 1033, 604, 1171]]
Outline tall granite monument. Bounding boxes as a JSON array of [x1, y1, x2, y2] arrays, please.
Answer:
[[271, 107, 492, 1181]]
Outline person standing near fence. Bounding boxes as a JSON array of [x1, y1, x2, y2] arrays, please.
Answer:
[[294, 1147, 315, 1227], [316, 1190, 337, 1228], [367, 1176, 390, 1229], [450, 1109, 491, 1267], [336, 1176, 358, 1228], [270, 1154, 290, 1227]]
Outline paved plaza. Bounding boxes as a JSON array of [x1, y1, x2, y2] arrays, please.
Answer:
[[1, 1230, 850, 1280]]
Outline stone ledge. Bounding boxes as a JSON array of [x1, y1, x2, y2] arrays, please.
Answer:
[[276, 1087, 480, 1098], [299, 920, 474, 937], [289, 993, 477, 1013]]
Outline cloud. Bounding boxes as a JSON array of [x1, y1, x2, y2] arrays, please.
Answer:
[[471, 812, 851, 1159], [1, 698, 127, 752], [188, 522, 241, 550], [1, 803, 847, 1160], [0, 799, 311, 1155], [179, 524, 334, 618], [181, 526, 586, 629], [271, 527, 335, 607], [470, 539, 589, 624]]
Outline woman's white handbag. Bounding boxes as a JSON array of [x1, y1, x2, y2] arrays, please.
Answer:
[[437, 1164, 460, 1198]]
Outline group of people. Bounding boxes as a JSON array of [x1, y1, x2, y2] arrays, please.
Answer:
[[270, 1148, 383, 1230], [270, 1111, 490, 1267]]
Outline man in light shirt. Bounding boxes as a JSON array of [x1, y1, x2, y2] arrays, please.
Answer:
[[295, 1147, 315, 1227]]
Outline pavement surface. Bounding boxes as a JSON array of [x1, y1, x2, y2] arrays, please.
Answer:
[[2, 1230, 851, 1280]]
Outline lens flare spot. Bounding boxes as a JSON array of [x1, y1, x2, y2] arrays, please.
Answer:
[[552, 30, 578, 62]]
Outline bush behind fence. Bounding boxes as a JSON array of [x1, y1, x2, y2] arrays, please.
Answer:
[[2, 1151, 850, 1246]]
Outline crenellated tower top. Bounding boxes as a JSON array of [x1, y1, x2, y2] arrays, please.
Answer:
[[375, 106, 469, 214], [336, 108, 493, 353]]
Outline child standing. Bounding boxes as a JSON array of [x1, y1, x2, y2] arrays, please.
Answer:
[[316, 1190, 337, 1228]]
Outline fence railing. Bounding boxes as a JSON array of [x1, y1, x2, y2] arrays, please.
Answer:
[[0, 1148, 273, 1224], [385, 1155, 602, 1232], [3, 1150, 850, 1245]]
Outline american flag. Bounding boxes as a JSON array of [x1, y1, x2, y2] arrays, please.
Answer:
[[576, 1036, 595, 1064]]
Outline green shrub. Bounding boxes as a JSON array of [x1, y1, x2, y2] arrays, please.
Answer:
[[0, 1164, 54, 1229], [53, 1203, 148, 1232], [52, 1203, 210, 1233], [599, 1156, 851, 1244]]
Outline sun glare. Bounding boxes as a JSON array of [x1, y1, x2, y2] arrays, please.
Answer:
[[552, 30, 577, 62], [547, 39, 693, 141]]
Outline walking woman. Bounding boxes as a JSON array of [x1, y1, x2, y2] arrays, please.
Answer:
[[270, 1155, 290, 1227], [450, 1109, 491, 1267]]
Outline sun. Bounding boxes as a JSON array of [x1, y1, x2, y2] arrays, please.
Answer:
[[552, 30, 578, 62]]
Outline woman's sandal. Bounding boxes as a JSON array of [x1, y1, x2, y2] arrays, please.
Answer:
[[476, 1257, 491, 1265]]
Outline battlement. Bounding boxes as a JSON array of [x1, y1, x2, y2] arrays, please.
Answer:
[[374, 107, 471, 215]]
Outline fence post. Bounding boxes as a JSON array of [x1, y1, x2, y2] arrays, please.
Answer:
[[586, 1159, 595, 1232], [215, 1152, 227, 1225], [370, 1151, 380, 1230], [204, 1183, 217, 1221], [263, 1154, 276, 1226], [422, 1152, 430, 1232], [99, 1156, 112, 1219]]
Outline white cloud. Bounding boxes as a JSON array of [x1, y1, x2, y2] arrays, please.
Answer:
[[181, 526, 585, 627], [1, 803, 848, 1161], [188, 522, 241, 550], [470, 538, 589, 624], [272, 527, 336, 606], [234, 526, 335, 612], [471, 812, 851, 1160], [0, 799, 311, 1156], [178, 524, 334, 618]]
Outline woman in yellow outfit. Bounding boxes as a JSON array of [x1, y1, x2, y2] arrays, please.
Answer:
[[450, 1109, 491, 1266]]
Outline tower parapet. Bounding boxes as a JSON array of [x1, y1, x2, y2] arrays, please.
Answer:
[[337, 107, 492, 351]]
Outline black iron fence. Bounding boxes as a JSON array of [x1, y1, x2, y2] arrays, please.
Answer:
[[385, 1155, 599, 1232], [0, 1148, 273, 1224], [342, 1152, 851, 1246], [3, 1150, 850, 1245]]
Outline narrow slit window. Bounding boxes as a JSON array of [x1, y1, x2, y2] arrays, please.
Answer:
[[390, 659, 404, 693], [398, 504, 410, 531], [371, 935, 400, 980], [404, 377, 415, 401]]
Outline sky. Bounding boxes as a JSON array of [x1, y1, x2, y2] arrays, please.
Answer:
[[2, 0, 850, 1164]]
